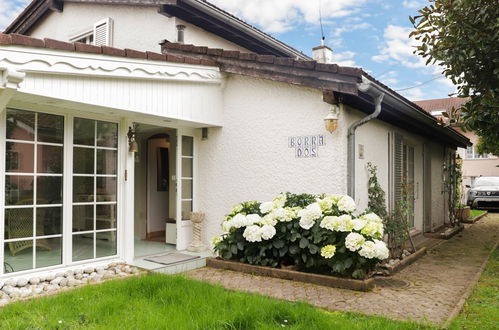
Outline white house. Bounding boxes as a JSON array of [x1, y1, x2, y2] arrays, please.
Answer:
[[0, 0, 469, 278]]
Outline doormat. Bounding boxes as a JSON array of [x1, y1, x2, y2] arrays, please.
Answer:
[[144, 253, 200, 266]]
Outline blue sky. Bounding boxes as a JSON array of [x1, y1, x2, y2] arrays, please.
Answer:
[[1, 0, 455, 101]]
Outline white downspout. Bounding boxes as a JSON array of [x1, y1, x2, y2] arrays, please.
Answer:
[[347, 76, 385, 199]]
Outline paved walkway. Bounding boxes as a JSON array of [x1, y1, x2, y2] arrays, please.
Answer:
[[184, 213, 499, 325]]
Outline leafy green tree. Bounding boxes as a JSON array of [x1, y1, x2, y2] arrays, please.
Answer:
[[410, 0, 499, 154]]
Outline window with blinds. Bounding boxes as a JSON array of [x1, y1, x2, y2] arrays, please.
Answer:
[[391, 132, 416, 228], [70, 18, 113, 46], [93, 18, 113, 47]]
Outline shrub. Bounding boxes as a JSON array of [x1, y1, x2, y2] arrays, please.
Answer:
[[212, 193, 389, 279]]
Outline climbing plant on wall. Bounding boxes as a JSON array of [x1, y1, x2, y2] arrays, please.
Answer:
[[366, 163, 411, 258], [443, 152, 463, 226]]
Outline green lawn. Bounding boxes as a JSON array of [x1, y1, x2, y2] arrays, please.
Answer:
[[0, 274, 426, 330], [451, 246, 499, 329], [469, 209, 487, 219]]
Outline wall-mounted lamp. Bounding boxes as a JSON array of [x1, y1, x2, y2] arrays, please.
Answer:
[[201, 127, 208, 140], [324, 104, 340, 133], [127, 123, 138, 153]]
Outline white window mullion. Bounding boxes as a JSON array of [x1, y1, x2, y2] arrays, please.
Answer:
[[63, 114, 73, 266], [32, 113, 38, 269], [0, 110, 7, 275]]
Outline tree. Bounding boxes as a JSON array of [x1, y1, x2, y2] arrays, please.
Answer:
[[410, 0, 499, 155]]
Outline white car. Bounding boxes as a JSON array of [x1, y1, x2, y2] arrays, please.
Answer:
[[466, 176, 499, 210]]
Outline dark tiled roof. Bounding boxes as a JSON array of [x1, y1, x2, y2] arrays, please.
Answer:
[[414, 97, 470, 112], [0, 33, 218, 67], [160, 41, 362, 95]]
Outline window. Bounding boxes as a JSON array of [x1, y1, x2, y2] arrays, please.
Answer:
[[392, 133, 415, 228], [72, 31, 94, 45], [69, 18, 113, 46], [4, 109, 64, 273], [72, 118, 118, 261], [181, 136, 193, 220], [2, 109, 119, 274], [465, 146, 495, 159]]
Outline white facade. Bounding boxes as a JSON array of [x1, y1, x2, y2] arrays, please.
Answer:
[[28, 3, 250, 53]]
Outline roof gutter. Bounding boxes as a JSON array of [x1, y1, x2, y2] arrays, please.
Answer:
[[184, 0, 310, 60], [347, 76, 385, 199]]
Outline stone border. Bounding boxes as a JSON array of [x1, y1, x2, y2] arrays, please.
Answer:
[[461, 211, 488, 224], [206, 258, 374, 292], [0, 263, 142, 306], [424, 224, 464, 240], [382, 247, 427, 276]]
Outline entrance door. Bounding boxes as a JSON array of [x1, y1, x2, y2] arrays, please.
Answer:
[[146, 135, 170, 240]]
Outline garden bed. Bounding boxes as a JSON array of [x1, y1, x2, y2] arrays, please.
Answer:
[[461, 211, 488, 224], [380, 247, 427, 276], [206, 258, 375, 292], [424, 224, 464, 240]]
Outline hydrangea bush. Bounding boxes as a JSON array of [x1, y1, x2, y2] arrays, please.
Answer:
[[212, 193, 389, 279]]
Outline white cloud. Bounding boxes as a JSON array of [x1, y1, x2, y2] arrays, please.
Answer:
[[209, 0, 367, 33], [377, 71, 399, 85], [332, 22, 371, 37], [0, 0, 29, 31], [372, 24, 426, 69], [402, 1, 423, 9], [332, 50, 357, 67], [400, 87, 425, 101]]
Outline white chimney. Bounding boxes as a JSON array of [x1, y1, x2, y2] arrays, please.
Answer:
[[312, 39, 333, 64]]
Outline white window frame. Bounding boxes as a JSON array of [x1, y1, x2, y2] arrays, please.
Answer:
[[69, 30, 94, 44], [68, 17, 113, 46], [0, 108, 122, 276], [465, 145, 496, 160]]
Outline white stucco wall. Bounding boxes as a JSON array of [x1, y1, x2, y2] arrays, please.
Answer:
[[428, 142, 447, 229], [28, 3, 249, 53], [353, 111, 428, 232], [198, 75, 350, 242]]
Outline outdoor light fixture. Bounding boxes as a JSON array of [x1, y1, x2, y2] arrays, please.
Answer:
[[324, 104, 340, 133], [127, 123, 138, 153]]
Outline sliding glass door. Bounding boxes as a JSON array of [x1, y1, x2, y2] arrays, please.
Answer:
[[72, 118, 118, 262], [4, 109, 64, 273], [2, 109, 119, 274]]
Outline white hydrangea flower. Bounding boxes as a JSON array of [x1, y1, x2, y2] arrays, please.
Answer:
[[320, 245, 336, 258], [273, 193, 287, 209], [259, 202, 274, 214], [358, 241, 377, 259], [373, 239, 389, 260], [352, 218, 367, 231], [361, 213, 383, 224], [273, 207, 295, 222], [246, 214, 262, 226], [222, 221, 233, 233], [243, 225, 263, 242], [320, 215, 353, 232], [260, 213, 278, 226], [345, 232, 366, 252], [337, 195, 356, 213], [317, 198, 333, 212], [360, 221, 384, 239], [211, 236, 223, 246], [298, 203, 322, 230], [231, 213, 248, 229], [231, 204, 243, 213], [260, 225, 277, 240]]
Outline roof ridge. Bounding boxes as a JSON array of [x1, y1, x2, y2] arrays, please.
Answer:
[[161, 41, 361, 77]]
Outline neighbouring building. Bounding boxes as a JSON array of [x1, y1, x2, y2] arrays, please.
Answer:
[[0, 0, 469, 278], [415, 97, 499, 189]]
